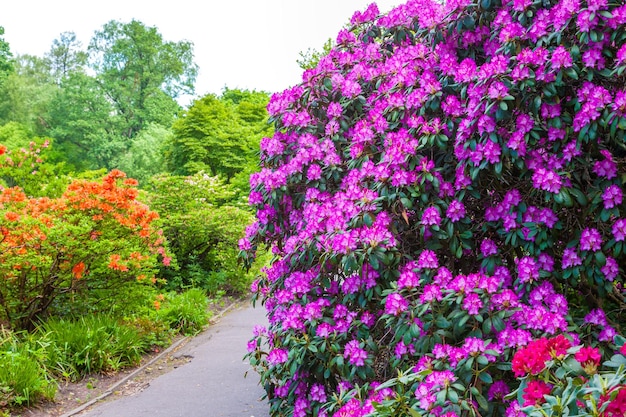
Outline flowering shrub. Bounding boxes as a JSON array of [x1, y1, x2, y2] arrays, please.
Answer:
[[0, 148, 168, 329], [242, 0, 626, 416]]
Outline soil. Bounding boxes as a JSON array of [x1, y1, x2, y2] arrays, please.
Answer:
[[12, 297, 243, 417]]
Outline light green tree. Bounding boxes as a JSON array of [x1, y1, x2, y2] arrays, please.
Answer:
[[88, 19, 197, 139], [165, 89, 272, 183]]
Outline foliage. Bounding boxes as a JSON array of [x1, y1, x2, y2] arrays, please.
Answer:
[[144, 173, 258, 295], [117, 123, 172, 186], [297, 38, 334, 70], [156, 288, 211, 335], [37, 314, 148, 381], [0, 136, 68, 198], [88, 19, 196, 139], [166, 89, 272, 182], [0, 55, 57, 134], [0, 151, 168, 330], [242, 1, 626, 416], [46, 31, 88, 84], [0, 329, 55, 407], [0, 26, 12, 83]]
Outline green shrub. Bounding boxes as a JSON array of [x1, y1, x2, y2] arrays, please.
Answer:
[[0, 330, 55, 406], [37, 315, 147, 381], [157, 289, 211, 335], [144, 173, 259, 296]]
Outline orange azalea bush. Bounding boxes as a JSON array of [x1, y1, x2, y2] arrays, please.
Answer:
[[0, 149, 168, 329]]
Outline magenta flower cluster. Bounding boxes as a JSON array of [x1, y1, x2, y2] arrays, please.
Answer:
[[242, 0, 626, 416]]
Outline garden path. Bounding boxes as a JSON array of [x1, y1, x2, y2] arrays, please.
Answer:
[[76, 303, 270, 417]]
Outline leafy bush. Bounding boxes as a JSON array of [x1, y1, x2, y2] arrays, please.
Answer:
[[37, 314, 147, 381], [0, 330, 55, 407], [242, 1, 626, 416], [0, 153, 168, 330], [144, 173, 259, 295], [156, 288, 211, 335]]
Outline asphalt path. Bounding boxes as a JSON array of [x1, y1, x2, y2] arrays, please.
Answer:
[[78, 304, 270, 417]]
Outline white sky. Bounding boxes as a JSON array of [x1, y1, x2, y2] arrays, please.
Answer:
[[2, 0, 401, 102]]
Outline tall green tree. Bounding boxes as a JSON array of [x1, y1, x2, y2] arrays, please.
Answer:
[[88, 20, 197, 139], [0, 26, 13, 82], [0, 55, 56, 133], [46, 31, 88, 84], [45, 71, 122, 170], [165, 89, 272, 182]]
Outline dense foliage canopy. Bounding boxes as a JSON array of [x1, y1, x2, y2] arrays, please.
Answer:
[[243, 0, 626, 416]]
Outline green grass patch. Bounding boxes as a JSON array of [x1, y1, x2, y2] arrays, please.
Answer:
[[157, 288, 211, 335]]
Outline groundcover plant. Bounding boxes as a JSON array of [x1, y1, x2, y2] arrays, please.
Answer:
[[242, 0, 626, 416]]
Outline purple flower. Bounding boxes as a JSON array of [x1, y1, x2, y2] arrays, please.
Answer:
[[593, 150, 617, 179], [267, 348, 289, 365], [489, 381, 510, 401], [310, 383, 327, 403], [601, 257, 619, 281], [584, 309, 607, 326], [446, 200, 466, 222], [327, 102, 343, 119], [562, 248, 582, 268], [421, 206, 442, 226], [613, 218, 626, 241], [417, 249, 439, 269], [385, 293, 408, 316], [420, 284, 443, 303], [463, 292, 483, 315], [602, 185, 623, 209], [551, 46, 572, 69], [480, 238, 498, 257], [580, 228, 602, 252], [599, 326, 617, 342], [397, 261, 420, 288], [344, 340, 368, 366], [532, 168, 562, 193], [517, 256, 540, 283]]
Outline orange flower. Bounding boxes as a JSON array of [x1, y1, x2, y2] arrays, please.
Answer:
[[0, 144, 6, 155], [4, 212, 19, 222], [72, 262, 86, 279]]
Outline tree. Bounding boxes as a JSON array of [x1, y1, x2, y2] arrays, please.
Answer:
[[117, 123, 172, 186], [0, 26, 13, 82], [0, 55, 56, 133], [88, 19, 197, 139], [46, 31, 88, 84], [45, 71, 123, 171], [166, 89, 272, 181], [242, 1, 626, 416]]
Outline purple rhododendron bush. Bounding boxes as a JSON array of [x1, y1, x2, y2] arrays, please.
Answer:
[[241, 0, 626, 416]]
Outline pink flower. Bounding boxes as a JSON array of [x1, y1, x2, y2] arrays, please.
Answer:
[[417, 249, 438, 269], [601, 257, 619, 281], [421, 206, 442, 226], [344, 340, 368, 366], [522, 380, 552, 406], [613, 219, 626, 241], [512, 338, 550, 376], [532, 168, 562, 193], [551, 46, 572, 69], [517, 256, 540, 283], [385, 293, 408, 316], [446, 200, 466, 222], [562, 248, 582, 268], [580, 228, 602, 251], [480, 238, 498, 256], [267, 348, 289, 365], [602, 185, 623, 209], [575, 346, 601, 374]]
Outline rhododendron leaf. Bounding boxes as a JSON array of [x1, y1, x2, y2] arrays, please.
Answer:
[[478, 372, 492, 384]]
